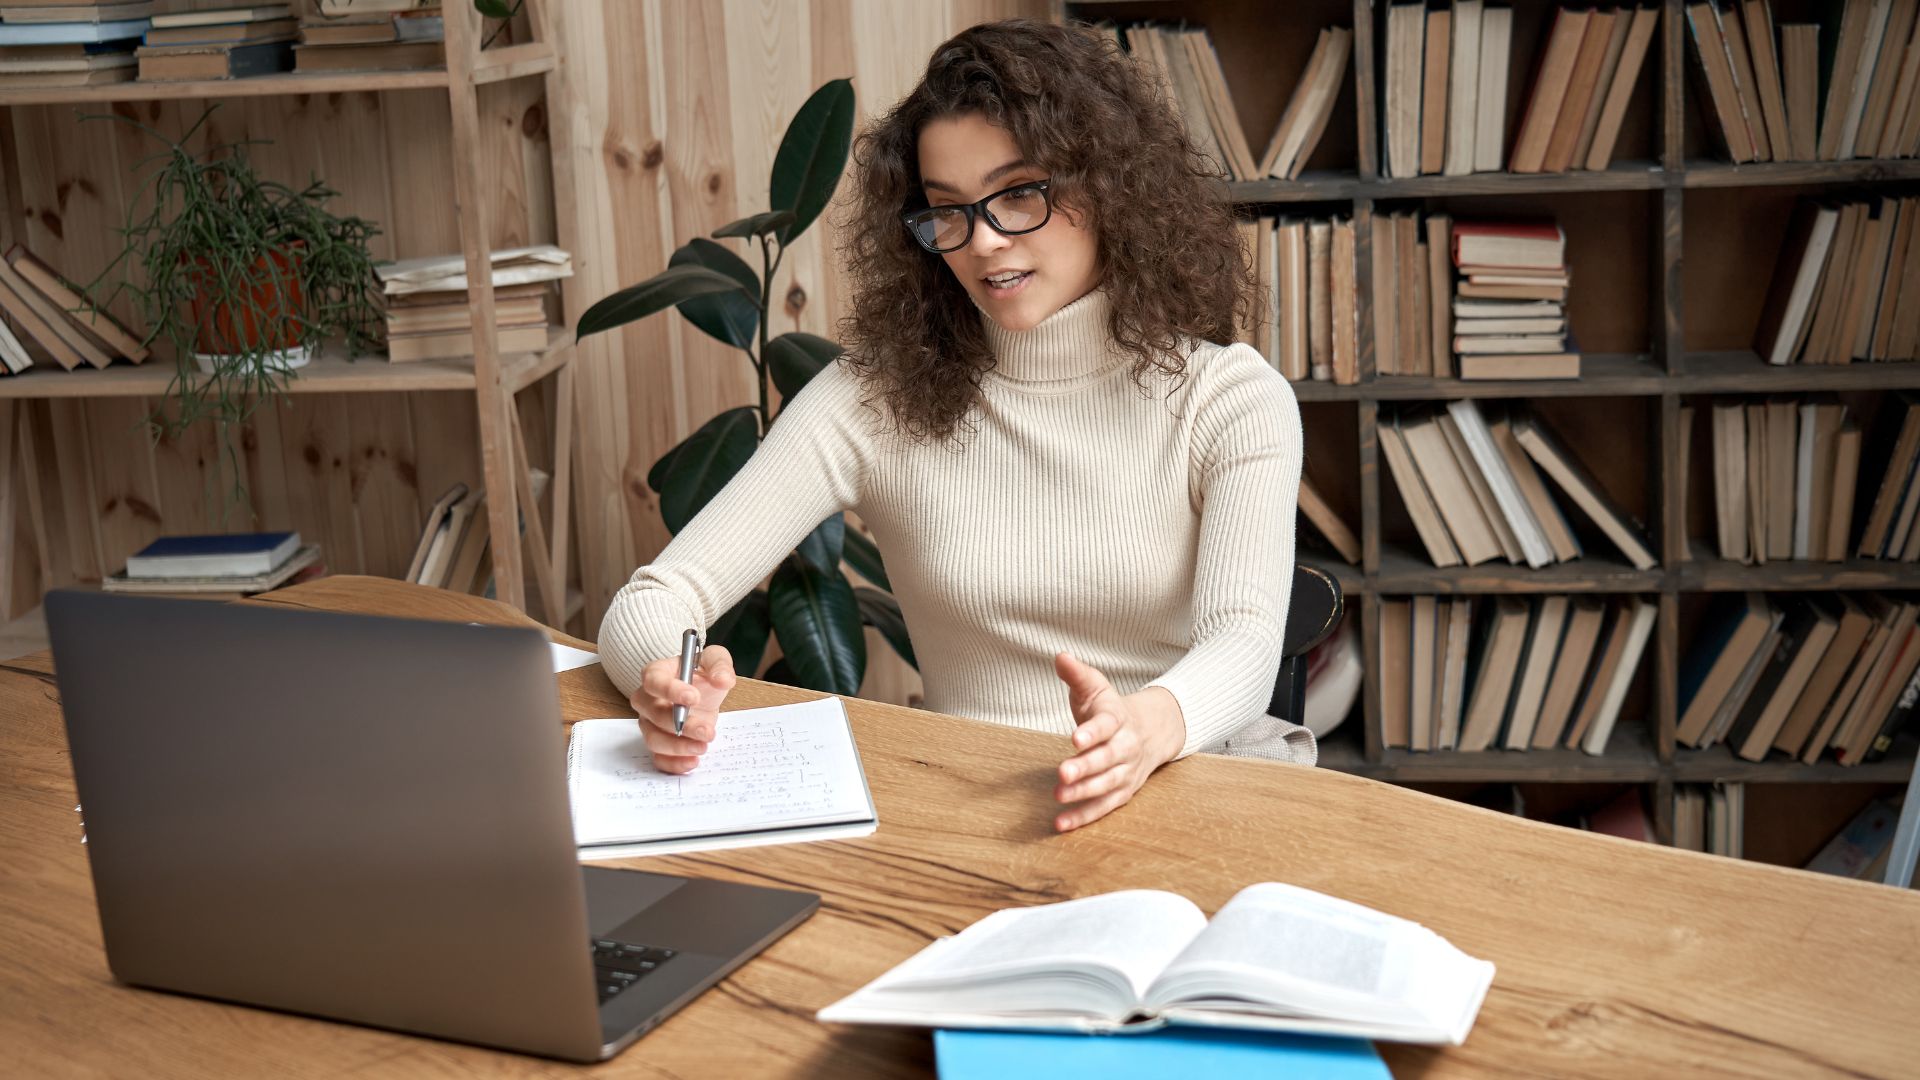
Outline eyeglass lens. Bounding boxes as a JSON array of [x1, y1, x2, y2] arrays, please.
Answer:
[[915, 186, 1049, 252]]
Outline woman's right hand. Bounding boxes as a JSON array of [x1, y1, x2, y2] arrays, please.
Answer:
[[631, 644, 736, 773]]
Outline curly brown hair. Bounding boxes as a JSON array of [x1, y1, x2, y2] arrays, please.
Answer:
[[834, 17, 1255, 442]]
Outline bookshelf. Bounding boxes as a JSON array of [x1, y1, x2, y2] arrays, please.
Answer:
[[1061, 0, 1920, 849], [0, 3, 578, 621]]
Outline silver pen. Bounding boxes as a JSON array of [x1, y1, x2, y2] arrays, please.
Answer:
[[671, 628, 700, 736]]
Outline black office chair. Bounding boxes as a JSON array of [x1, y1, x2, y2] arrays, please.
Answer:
[[1267, 564, 1344, 727]]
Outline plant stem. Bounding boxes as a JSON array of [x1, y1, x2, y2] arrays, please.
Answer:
[[757, 234, 773, 436]]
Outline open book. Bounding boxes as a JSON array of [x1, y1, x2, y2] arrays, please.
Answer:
[[818, 884, 1494, 1046], [566, 696, 877, 859]]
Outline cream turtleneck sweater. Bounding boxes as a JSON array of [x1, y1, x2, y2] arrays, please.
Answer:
[[598, 285, 1311, 762]]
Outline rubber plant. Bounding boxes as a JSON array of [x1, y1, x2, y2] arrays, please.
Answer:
[[575, 79, 914, 696], [85, 106, 383, 513]]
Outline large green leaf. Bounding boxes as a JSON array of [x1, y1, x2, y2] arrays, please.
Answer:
[[768, 79, 854, 245], [654, 406, 760, 534], [795, 512, 845, 575], [576, 264, 747, 339], [843, 528, 891, 592], [708, 589, 772, 678], [668, 238, 760, 349], [855, 587, 917, 670], [767, 332, 844, 401], [769, 559, 865, 695], [711, 209, 795, 240], [473, 0, 514, 17], [761, 658, 797, 686]]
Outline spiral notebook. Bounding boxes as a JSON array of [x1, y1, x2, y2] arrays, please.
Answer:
[[565, 696, 878, 860]]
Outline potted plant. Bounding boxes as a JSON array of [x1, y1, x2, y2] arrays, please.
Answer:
[[87, 106, 384, 509], [575, 79, 914, 696]]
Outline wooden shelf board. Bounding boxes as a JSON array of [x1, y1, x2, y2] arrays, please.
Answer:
[[1317, 722, 1663, 781], [1681, 159, 1920, 190], [469, 42, 557, 86], [1368, 160, 1667, 199], [1228, 171, 1363, 204], [1670, 738, 1919, 783], [1373, 547, 1662, 594], [1367, 353, 1666, 399], [0, 328, 568, 399], [1678, 350, 1920, 392], [1678, 555, 1920, 592], [0, 68, 450, 107]]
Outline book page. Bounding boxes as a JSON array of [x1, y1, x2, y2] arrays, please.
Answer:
[[1146, 882, 1495, 1043], [566, 697, 875, 849]]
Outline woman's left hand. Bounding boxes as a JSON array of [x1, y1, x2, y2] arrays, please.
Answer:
[[1050, 652, 1186, 832]]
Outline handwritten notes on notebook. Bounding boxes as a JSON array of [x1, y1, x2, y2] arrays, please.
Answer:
[[566, 696, 878, 859]]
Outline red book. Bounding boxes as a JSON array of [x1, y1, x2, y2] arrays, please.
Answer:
[[1450, 222, 1566, 269]]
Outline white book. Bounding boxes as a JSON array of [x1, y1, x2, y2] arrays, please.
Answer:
[[566, 697, 878, 859], [1447, 400, 1553, 567], [1445, 0, 1483, 176], [817, 883, 1496, 1046], [376, 244, 573, 296], [1794, 400, 1817, 560], [1453, 298, 1563, 318], [0, 309, 34, 373], [1580, 598, 1658, 756], [1473, 3, 1513, 171]]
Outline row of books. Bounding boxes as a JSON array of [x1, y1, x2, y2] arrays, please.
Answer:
[[407, 482, 492, 594], [1758, 197, 1920, 367], [1374, 214, 1577, 380], [1804, 796, 1910, 882], [1387, 2, 1658, 178], [0, 243, 146, 373], [1379, 593, 1658, 755], [1096, 19, 1351, 182], [1381, 400, 1658, 571], [1680, 592, 1920, 765], [1703, 397, 1874, 566], [1233, 213, 1358, 384], [102, 530, 323, 598], [1672, 783, 1744, 856], [1689, 0, 1920, 164], [373, 245, 570, 363]]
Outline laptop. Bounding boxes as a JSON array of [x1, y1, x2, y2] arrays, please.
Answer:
[[44, 589, 820, 1063]]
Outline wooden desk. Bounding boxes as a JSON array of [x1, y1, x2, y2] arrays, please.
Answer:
[[3, 577, 1917, 1077]]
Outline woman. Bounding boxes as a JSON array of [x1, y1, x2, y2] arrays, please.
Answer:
[[599, 18, 1308, 833]]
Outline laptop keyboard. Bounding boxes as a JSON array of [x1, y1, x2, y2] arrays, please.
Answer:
[[591, 939, 678, 1004]]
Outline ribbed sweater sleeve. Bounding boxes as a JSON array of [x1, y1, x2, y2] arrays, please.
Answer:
[[596, 363, 869, 699], [1145, 344, 1304, 758]]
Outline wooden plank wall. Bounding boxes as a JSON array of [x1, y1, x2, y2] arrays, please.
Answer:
[[3, 0, 1050, 705]]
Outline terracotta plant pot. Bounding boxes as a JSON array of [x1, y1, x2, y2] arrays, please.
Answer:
[[187, 242, 306, 358]]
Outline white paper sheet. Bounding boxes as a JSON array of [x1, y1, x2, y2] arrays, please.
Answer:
[[549, 642, 599, 673], [566, 696, 876, 854]]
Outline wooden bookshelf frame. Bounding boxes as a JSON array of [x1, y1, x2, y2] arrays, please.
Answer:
[[1062, 0, 1920, 823], [0, 3, 578, 624]]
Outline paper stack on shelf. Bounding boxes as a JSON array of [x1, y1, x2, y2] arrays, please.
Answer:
[[375, 246, 569, 364], [103, 530, 324, 599]]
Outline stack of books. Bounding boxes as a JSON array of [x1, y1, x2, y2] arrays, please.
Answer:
[[1756, 197, 1920, 365], [407, 482, 489, 593], [1381, 400, 1658, 571], [103, 530, 323, 599], [1504, 5, 1662, 173], [1672, 783, 1744, 856], [0, 244, 148, 373], [1234, 211, 1358, 384], [1100, 19, 1350, 182], [135, 5, 295, 82], [374, 245, 570, 363], [0, 4, 146, 88], [1689, 0, 1920, 164], [1449, 221, 1577, 379], [1680, 592, 1920, 766], [296, 0, 442, 73], [1378, 592, 1658, 755]]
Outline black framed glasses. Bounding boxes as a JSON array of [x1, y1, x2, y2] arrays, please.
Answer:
[[900, 179, 1053, 254]]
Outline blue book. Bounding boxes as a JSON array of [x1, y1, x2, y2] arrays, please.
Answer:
[[125, 532, 299, 580], [935, 1028, 1391, 1080], [0, 19, 148, 46]]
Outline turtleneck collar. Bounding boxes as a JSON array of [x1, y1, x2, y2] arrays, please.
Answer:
[[975, 284, 1128, 388]]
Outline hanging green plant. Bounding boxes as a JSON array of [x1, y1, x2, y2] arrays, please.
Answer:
[[84, 105, 385, 515]]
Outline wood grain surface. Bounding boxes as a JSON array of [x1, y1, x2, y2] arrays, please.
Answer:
[[1, 576, 1917, 1077]]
